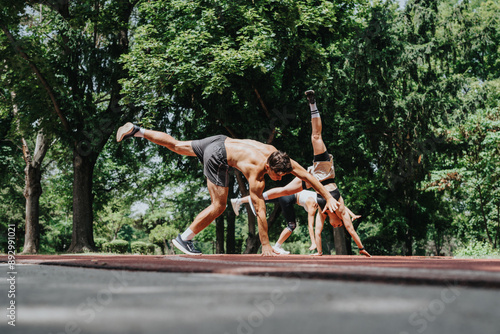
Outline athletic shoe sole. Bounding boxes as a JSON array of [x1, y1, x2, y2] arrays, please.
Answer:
[[230, 199, 240, 216], [172, 238, 202, 256], [305, 90, 316, 105], [116, 122, 136, 142], [248, 199, 256, 216], [272, 245, 290, 255]]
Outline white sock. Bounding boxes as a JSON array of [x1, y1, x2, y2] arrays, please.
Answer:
[[275, 242, 282, 248], [134, 128, 146, 138], [181, 228, 196, 241], [310, 104, 320, 119]]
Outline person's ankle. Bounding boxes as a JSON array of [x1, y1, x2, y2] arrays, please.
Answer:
[[134, 127, 145, 138]]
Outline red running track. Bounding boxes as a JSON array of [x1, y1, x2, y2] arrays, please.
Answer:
[[3, 254, 500, 289]]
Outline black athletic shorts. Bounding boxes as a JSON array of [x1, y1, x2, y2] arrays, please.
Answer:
[[316, 188, 341, 211], [265, 194, 297, 223], [191, 135, 230, 187]]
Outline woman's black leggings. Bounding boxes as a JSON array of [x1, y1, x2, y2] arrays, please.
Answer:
[[266, 194, 297, 231]]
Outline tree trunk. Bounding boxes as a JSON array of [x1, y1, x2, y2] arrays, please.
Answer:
[[333, 227, 347, 255], [12, 90, 50, 254], [243, 190, 260, 254], [216, 215, 225, 254], [244, 234, 261, 254], [21, 133, 49, 254], [226, 213, 236, 254], [22, 161, 42, 254], [478, 185, 493, 244], [23, 190, 41, 254], [234, 170, 259, 254], [243, 203, 260, 254], [434, 230, 443, 255], [67, 149, 97, 252], [344, 227, 352, 255], [494, 202, 499, 249], [405, 201, 416, 256], [226, 177, 236, 254]]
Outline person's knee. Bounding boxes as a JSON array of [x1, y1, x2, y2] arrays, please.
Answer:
[[336, 204, 346, 216], [212, 202, 226, 216], [311, 133, 322, 143], [286, 221, 297, 232]]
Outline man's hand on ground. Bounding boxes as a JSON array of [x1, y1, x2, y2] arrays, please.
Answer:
[[360, 249, 372, 257], [261, 244, 279, 257]]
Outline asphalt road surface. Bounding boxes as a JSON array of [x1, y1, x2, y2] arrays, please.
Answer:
[[1, 263, 499, 334]]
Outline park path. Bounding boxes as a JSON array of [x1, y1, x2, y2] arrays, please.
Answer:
[[7, 254, 500, 288], [2, 255, 500, 334]]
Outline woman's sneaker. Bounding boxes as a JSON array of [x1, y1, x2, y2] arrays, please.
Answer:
[[272, 245, 290, 255]]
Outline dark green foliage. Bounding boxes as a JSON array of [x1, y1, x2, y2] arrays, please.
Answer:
[[102, 239, 129, 254], [94, 237, 108, 252], [130, 241, 156, 255]]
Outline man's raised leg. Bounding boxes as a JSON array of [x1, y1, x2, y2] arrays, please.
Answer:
[[117, 122, 196, 156]]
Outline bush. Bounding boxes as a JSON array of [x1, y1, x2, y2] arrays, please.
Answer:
[[149, 225, 180, 244], [454, 241, 500, 258], [131, 241, 156, 255], [94, 237, 108, 251], [149, 224, 180, 254], [102, 239, 129, 254]]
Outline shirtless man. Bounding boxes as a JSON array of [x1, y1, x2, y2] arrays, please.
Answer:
[[116, 124, 338, 256]]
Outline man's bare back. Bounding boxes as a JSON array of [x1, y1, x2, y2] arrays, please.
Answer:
[[225, 138, 278, 182]]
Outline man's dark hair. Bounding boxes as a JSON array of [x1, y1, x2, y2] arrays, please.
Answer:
[[267, 151, 293, 174]]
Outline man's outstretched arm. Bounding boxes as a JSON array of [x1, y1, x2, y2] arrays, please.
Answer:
[[289, 159, 338, 213], [262, 177, 303, 200]]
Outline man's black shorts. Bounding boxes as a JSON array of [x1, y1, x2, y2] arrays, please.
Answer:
[[191, 135, 230, 187]]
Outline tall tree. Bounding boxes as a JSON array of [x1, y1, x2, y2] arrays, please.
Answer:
[[20, 128, 50, 253], [423, 0, 500, 249], [1, 14, 53, 253], [121, 0, 364, 252], [326, 0, 475, 255], [1, 0, 139, 252]]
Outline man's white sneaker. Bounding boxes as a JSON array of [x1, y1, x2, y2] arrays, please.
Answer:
[[272, 245, 290, 255], [231, 198, 242, 216]]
